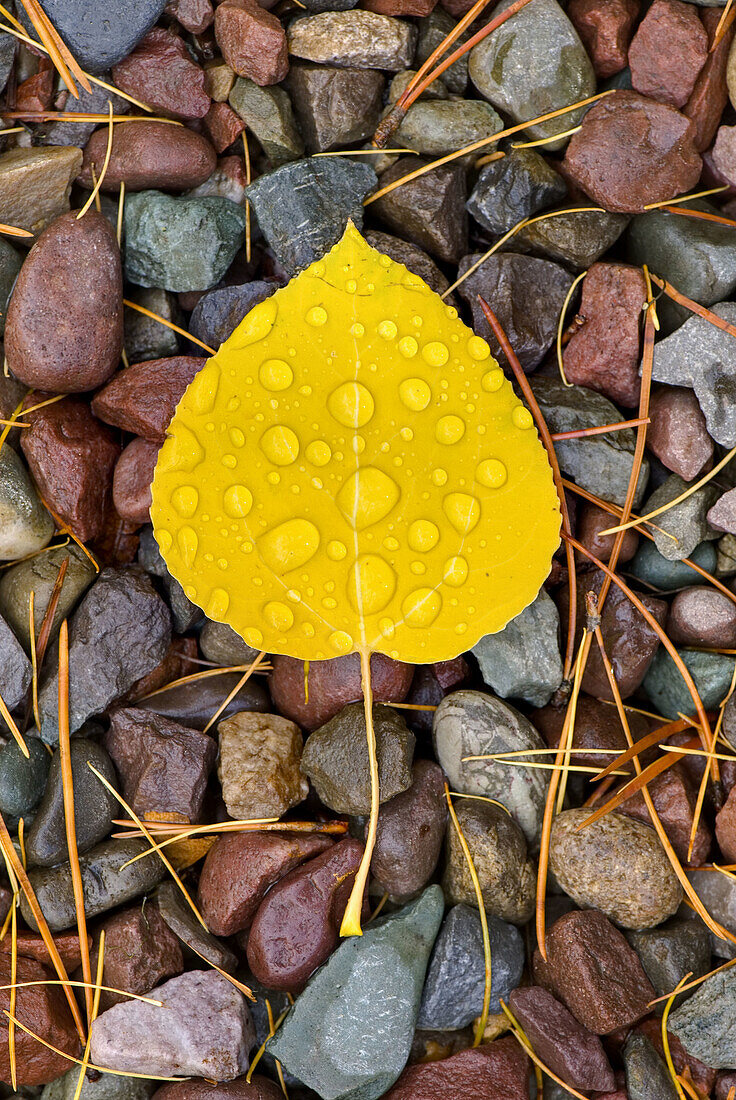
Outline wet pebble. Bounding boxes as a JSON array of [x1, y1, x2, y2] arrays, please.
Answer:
[[215, 0, 289, 86], [93, 356, 205, 442], [0, 737, 50, 830], [189, 282, 277, 348], [287, 11, 416, 69], [112, 28, 211, 119], [466, 148, 567, 236], [288, 64, 385, 152], [472, 588, 563, 707], [91, 903, 184, 1010], [156, 880, 238, 974], [0, 609, 32, 711], [112, 437, 159, 525], [628, 0, 707, 107], [80, 122, 216, 192], [217, 710, 308, 820], [228, 78, 303, 166], [648, 386, 714, 481], [509, 986, 615, 1091], [369, 759, 446, 899], [0, 954, 79, 1085], [0, 543, 97, 651], [668, 586, 736, 647], [568, 0, 638, 77], [383, 1038, 530, 1099], [371, 155, 467, 263]]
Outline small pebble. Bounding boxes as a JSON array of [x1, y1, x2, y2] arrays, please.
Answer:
[[623, 1032, 679, 1100], [112, 28, 211, 119], [0, 543, 97, 650], [93, 356, 206, 442], [90, 903, 184, 1010], [287, 11, 416, 70], [216, 710, 308, 820], [369, 758, 447, 899], [79, 122, 217, 192], [112, 437, 159, 525], [648, 386, 714, 481], [0, 609, 32, 710], [472, 588, 563, 707], [215, 0, 289, 86], [668, 586, 736, 647], [567, 0, 639, 78], [628, 0, 708, 107], [0, 146, 82, 236], [383, 1038, 530, 1100]]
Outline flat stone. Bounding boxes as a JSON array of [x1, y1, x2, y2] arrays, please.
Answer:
[[372, 155, 467, 263], [550, 809, 683, 928], [517, 207, 629, 269], [301, 702, 414, 815], [214, 0, 288, 86], [124, 190, 246, 292], [670, 965, 736, 1068], [0, 146, 82, 236], [189, 282, 277, 349], [443, 798, 535, 924], [466, 148, 567, 235], [156, 880, 238, 974], [0, 447, 54, 561], [627, 204, 736, 332], [383, 1039, 530, 1100], [644, 646, 736, 719], [648, 386, 714, 481], [229, 78, 304, 165], [267, 887, 444, 1100], [468, 0, 595, 148], [629, 0, 708, 107], [668, 586, 736, 647], [137, 524, 202, 632], [0, 610, 31, 711], [650, 301, 736, 445], [630, 538, 717, 589], [199, 619, 260, 666], [288, 64, 385, 152], [623, 1033, 679, 1100], [124, 287, 182, 362], [91, 970, 254, 1079], [364, 231, 451, 296], [473, 588, 563, 707], [287, 11, 416, 69], [217, 710, 308, 819], [25, 739, 118, 867], [393, 99, 503, 156], [530, 376, 650, 507], [370, 759, 447, 900], [139, 672, 269, 729], [37, 567, 171, 743], [510, 986, 615, 1092], [627, 920, 712, 1011], [418, 904, 524, 1028], [457, 252, 573, 372], [245, 157, 376, 274], [80, 121, 216, 191], [21, 838, 166, 932], [27, 0, 166, 73], [0, 738, 49, 830], [92, 903, 183, 1011], [112, 28, 211, 120], [709, 487, 736, 534], [93, 357, 205, 444], [104, 707, 217, 822]]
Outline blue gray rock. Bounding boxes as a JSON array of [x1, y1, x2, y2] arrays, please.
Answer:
[[245, 158, 376, 274], [0, 738, 50, 830], [644, 646, 736, 719], [189, 281, 278, 350], [124, 288, 182, 362], [669, 965, 736, 1068], [0, 611, 31, 712], [467, 148, 567, 236], [433, 689, 546, 847], [36, 79, 129, 148], [156, 880, 238, 974], [124, 191, 246, 293], [626, 920, 711, 1014], [289, 65, 386, 153], [268, 886, 444, 1100], [26, 0, 166, 73], [393, 100, 503, 156], [629, 539, 717, 590], [685, 869, 736, 959], [416, 10, 468, 94], [641, 474, 719, 562], [417, 905, 524, 1029], [41, 1067, 154, 1100], [137, 526, 201, 633], [472, 589, 563, 707]]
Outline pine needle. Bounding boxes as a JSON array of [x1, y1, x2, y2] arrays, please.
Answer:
[[122, 299, 215, 355], [644, 185, 728, 210], [0, 224, 33, 238], [662, 975, 691, 1100], [116, 181, 125, 248], [29, 591, 40, 732], [243, 132, 251, 265], [650, 273, 736, 337], [0, 978, 161, 1004], [556, 270, 586, 387], [202, 650, 268, 734], [78, 101, 114, 220], [72, 929, 104, 1100], [15, 0, 91, 97], [550, 418, 651, 441], [512, 125, 581, 148], [0, 689, 28, 757], [138, 662, 271, 699], [576, 739, 698, 829]]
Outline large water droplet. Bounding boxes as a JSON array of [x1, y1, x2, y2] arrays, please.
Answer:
[[329, 630, 353, 653], [177, 525, 198, 567], [327, 540, 347, 561], [399, 378, 431, 411], [206, 588, 229, 619], [185, 367, 219, 414], [378, 320, 397, 340], [259, 359, 293, 392], [436, 415, 465, 445], [328, 382, 375, 428], [444, 493, 481, 534], [422, 341, 449, 367], [444, 556, 468, 586], [348, 554, 397, 614], [243, 627, 264, 647], [476, 458, 508, 488], [398, 336, 418, 358], [408, 519, 440, 553], [261, 425, 300, 465], [482, 369, 504, 392], [259, 517, 320, 574], [468, 336, 491, 361], [306, 440, 331, 467], [223, 484, 253, 518], [171, 485, 198, 518], [512, 405, 534, 430], [337, 467, 400, 530], [264, 601, 294, 631], [306, 305, 327, 327], [402, 588, 442, 627]]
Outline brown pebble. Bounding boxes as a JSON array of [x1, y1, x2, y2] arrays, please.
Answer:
[[0, 954, 79, 1085], [533, 692, 645, 771], [629, 0, 708, 107], [270, 651, 414, 731], [112, 28, 211, 119], [708, 487, 736, 534], [684, 9, 735, 152], [6, 211, 123, 393], [123, 636, 198, 704], [154, 1078, 295, 1100], [363, 0, 437, 14], [20, 395, 120, 542], [716, 783, 736, 862], [16, 67, 54, 114], [214, 0, 289, 86], [90, 904, 183, 1011], [204, 102, 246, 153], [567, 0, 639, 78], [617, 759, 712, 865], [92, 357, 206, 442], [0, 929, 82, 972], [79, 122, 217, 192], [216, 710, 309, 820], [370, 759, 447, 900], [562, 262, 646, 407], [647, 386, 714, 482], [165, 0, 214, 33], [247, 837, 364, 990], [112, 438, 160, 526], [576, 503, 639, 564], [197, 831, 334, 935], [383, 1038, 530, 1100], [668, 586, 736, 648], [563, 90, 702, 213], [534, 909, 655, 1034]]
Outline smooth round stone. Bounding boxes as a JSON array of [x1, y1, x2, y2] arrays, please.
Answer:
[[0, 237, 21, 336], [550, 809, 682, 929], [393, 100, 503, 156], [0, 543, 97, 651], [0, 447, 54, 561], [629, 538, 717, 590], [25, 740, 119, 867], [644, 646, 736, 719], [0, 739, 50, 829], [668, 586, 736, 647], [370, 759, 447, 901], [80, 122, 216, 192]]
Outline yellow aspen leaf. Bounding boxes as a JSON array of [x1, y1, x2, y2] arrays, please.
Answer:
[[151, 222, 560, 934]]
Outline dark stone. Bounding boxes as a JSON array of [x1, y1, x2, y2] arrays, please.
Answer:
[[626, 920, 712, 1012], [623, 1033, 679, 1100], [0, 610, 31, 711], [517, 207, 629, 269], [189, 281, 277, 349], [156, 880, 238, 973], [137, 525, 202, 632], [364, 231, 451, 296], [23, 0, 167, 73], [467, 149, 567, 235], [139, 672, 270, 730], [370, 759, 447, 900], [0, 544, 97, 652], [509, 986, 615, 1091], [287, 64, 385, 152], [0, 739, 50, 830], [91, 903, 183, 1010], [383, 1039, 530, 1100], [371, 155, 467, 263]]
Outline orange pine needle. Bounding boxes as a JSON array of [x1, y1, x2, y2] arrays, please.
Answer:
[[650, 273, 736, 338], [16, 0, 84, 97], [550, 417, 650, 441], [593, 717, 694, 781]]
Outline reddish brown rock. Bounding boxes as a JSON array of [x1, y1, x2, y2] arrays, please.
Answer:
[[0, 954, 79, 1085], [709, 488, 736, 534], [370, 759, 447, 900], [563, 90, 702, 214], [165, 0, 215, 33], [668, 586, 736, 648], [576, 503, 639, 564], [270, 652, 414, 731], [534, 910, 655, 1034], [559, 570, 667, 699], [383, 1038, 530, 1100], [567, 0, 639, 78], [364, 0, 437, 13], [214, 0, 288, 86], [204, 102, 246, 154], [113, 438, 160, 525], [79, 122, 217, 192], [20, 396, 120, 542], [712, 124, 736, 187], [90, 904, 183, 1011], [197, 831, 334, 935], [123, 636, 199, 704], [629, 0, 707, 107], [716, 784, 736, 863], [112, 28, 211, 119], [0, 929, 82, 972], [533, 692, 647, 771], [617, 760, 711, 865], [91, 357, 206, 441], [154, 1078, 285, 1100], [717, 1071, 736, 1100], [684, 9, 735, 151], [509, 986, 615, 1092], [104, 707, 217, 823], [6, 211, 123, 393], [648, 386, 714, 482], [247, 837, 364, 991], [562, 262, 646, 407], [16, 66, 54, 113]]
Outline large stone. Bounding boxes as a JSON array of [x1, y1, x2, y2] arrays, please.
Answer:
[[301, 702, 414, 815], [468, 0, 595, 148], [0, 146, 82, 236], [123, 287, 182, 362], [393, 99, 503, 156], [517, 206, 629, 270], [217, 710, 308, 819], [530, 377, 650, 507], [568, 0, 638, 77], [472, 588, 563, 707], [0, 543, 97, 651], [91, 970, 254, 1079], [288, 64, 385, 152], [0, 448, 54, 561], [36, 567, 171, 743], [287, 11, 417, 69], [630, 538, 717, 590], [670, 966, 736, 1068], [668, 586, 736, 647], [648, 386, 714, 481], [457, 252, 573, 372], [91, 903, 183, 1011], [27, 0, 167, 73], [111, 27, 211, 120], [371, 155, 467, 263], [650, 301, 736, 446], [93, 357, 205, 443], [510, 986, 615, 1092], [433, 689, 547, 846], [229, 78, 304, 165], [418, 904, 524, 1028], [627, 920, 712, 1012], [214, 0, 288, 86], [383, 1039, 530, 1100], [139, 672, 269, 729], [124, 190, 246, 292], [466, 148, 567, 235], [644, 646, 736, 719], [267, 887, 444, 1100], [623, 1033, 679, 1100], [416, 9, 469, 92], [245, 157, 376, 274]]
